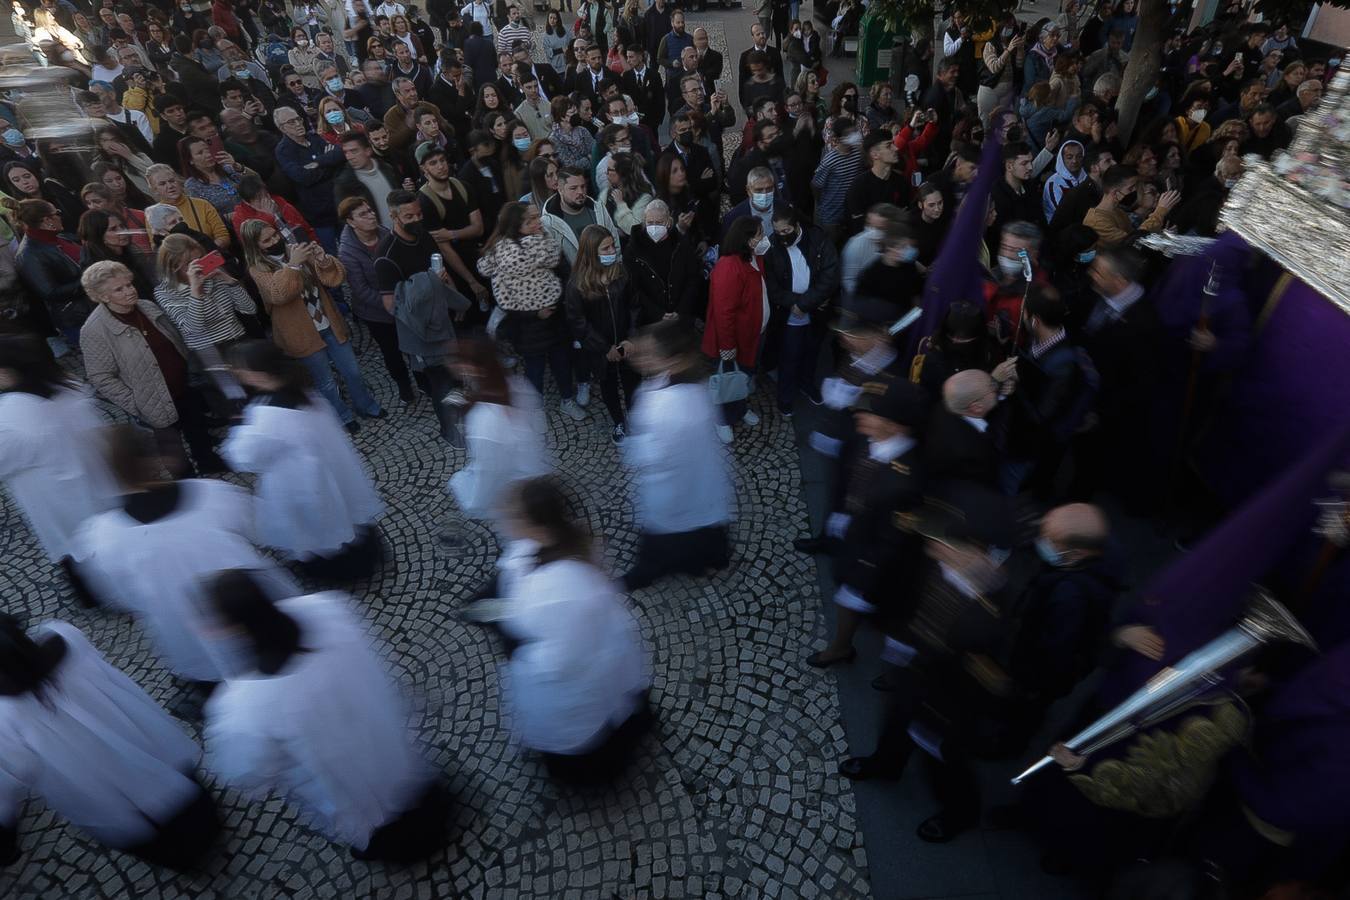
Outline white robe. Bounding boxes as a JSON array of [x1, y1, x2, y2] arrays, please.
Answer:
[[622, 378, 735, 534], [73, 479, 298, 682], [499, 558, 649, 754], [0, 622, 201, 848], [204, 592, 429, 849], [448, 377, 552, 532], [221, 396, 384, 560], [0, 387, 116, 562]]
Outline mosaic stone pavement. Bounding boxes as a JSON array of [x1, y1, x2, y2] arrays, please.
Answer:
[[0, 28, 870, 896]]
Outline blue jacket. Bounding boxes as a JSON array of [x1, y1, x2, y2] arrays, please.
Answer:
[[274, 133, 346, 227]]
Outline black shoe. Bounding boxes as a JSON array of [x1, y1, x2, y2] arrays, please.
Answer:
[[871, 668, 905, 692], [916, 813, 972, 843], [194, 452, 228, 476], [344, 421, 361, 435], [361, 408, 387, 420], [838, 755, 901, 781], [806, 647, 856, 668], [793, 535, 829, 554], [399, 387, 416, 404]]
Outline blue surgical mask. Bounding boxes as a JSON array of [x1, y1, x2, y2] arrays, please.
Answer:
[[1, 128, 23, 146], [1076, 249, 1096, 264], [513, 136, 531, 151], [750, 191, 773, 211], [1145, 85, 1159, 100], [599, 252, 618, 266], [897, 245, 919, 263], [325, 77, 344, 93], [324, 109, 345, 124], [235, 68, 250, 78], [1035, 537, 1067, 567]]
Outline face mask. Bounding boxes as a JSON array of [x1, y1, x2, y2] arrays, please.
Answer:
[[1223, 177, 1238, 189], [645, 223, 668, 242], [750, 191, 773, 211], [792, 28, 801, 38], [787, 110, 799, 120], [403, 221, 423, 236], [2, 128, 22, 146], [513, 136, 531, 151], [324, 109, 345, 124], [1211, 43, 1223, 56], [599, 252, 618, 266], [1035, 537, 1067, 567], [235, 68, 250, 78], [863, 225, 882, 243], [262, 241, 285, 257], [1076, 249, 1096, 264], [1189, 108, 1207, 123], [753, 235, 770, 255], [998, 255, 1023, 277], [615, 144, 631, 153], [626, 112, 640, 126], [897, 245, 919, 263], [676, 131, 694, 146], [842, 131, 862, 147], [842, 96, 856, 111], [325, 77, 344, 93], [1145, 85, 1159, 100], [296, 38, 309, 47]]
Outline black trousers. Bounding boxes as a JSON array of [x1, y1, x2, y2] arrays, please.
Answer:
[[871, 665, 980, 827], [154, 390, 223, 477], [362, 318, 414, 399], [623, 524, 731, 590], [542, 693, 653, 785], [123, 777, 219, 871], [594, 356, 639, 427], [414, 364, 463, 442]]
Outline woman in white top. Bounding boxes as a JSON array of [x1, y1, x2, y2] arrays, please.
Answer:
[[203, 570, 442, 860], [495, 477, 650, 782], [0, 333, 116, 607], [0, 616, 217, 869], [619, 319, 736, 591], [447, 338, 553, 535], [222, 341, 386, 579], [74, 425, 299, 683]]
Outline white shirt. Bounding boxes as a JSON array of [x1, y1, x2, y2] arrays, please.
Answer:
[[868, 433, 916, 463], [962, 415, 989, 433], [107, 106, 154, 143], [448, 377, 553, 534]]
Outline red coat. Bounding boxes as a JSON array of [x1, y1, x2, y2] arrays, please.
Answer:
[[703, 254, 764, 367], [231, 198, 319, 244], [893, 121, 938, 191]]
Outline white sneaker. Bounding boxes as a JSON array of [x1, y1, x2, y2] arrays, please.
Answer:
[[575, 382, 592, 407], [741, 409, 760, 426], [560, 398, 586, 420], [716, 424, 734, 444]]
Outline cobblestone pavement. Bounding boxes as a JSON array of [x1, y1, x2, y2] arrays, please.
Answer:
[[0, 27, 870, 895]]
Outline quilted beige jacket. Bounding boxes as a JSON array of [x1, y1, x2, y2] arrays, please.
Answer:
[[79, 300, 189, 429]]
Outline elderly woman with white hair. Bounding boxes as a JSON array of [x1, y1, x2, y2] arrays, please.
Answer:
[[78, 259, 226, 475], [624, 199, 702, 326]]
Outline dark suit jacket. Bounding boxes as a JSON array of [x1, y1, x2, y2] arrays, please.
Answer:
[[1079, 290, 1162, 431], [566, 66, 617, 100], [620, 66, 666, 131], [738, 44, 784, 83], [924, 409, 999, 490], [663, 140, 718, 200], [697, 49, 723, 88], [464, 34, 498, 86]]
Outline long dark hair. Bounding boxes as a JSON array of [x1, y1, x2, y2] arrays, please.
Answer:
[[78, 209, 125, 261], [450, 337, 513, 408], [483, 200, 532, 251], [0, 614, 67, 704], [636, 317, 705, 384], [720, 215, 761, 261], [512, 476, 592, 566], [208, 570, 305, 676], [0, 331, 75, 399], [226, 339, 314, 409]]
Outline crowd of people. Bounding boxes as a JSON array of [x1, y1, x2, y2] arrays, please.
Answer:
[[0, 0, 1347, 895]]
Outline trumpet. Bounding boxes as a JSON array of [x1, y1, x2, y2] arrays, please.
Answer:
[[1011, 590, 1316, 785]]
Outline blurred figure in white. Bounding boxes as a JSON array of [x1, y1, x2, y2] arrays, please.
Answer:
[[202, 570, 445, 861], [0, 332, 116, 608], [495, 477, 651, 783], [445, 337, 553, 536], [619, 319, 735, 591], [73, 425, 297, 684], [0, 615, 218, 869], [222, 341, 386, 580]]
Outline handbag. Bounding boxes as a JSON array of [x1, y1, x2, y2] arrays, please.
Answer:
[[708, 359, 750, 405]]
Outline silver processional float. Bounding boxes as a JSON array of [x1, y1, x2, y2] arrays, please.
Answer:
[[1010, 590, 1317, 785]]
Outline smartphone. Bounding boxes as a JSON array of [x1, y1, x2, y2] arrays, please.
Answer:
[[197, 250, 226, 277], [911, 171, 923, 187], [204, 133, 225, 157]]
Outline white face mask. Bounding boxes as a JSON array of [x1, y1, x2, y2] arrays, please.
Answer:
[[753, 235, 770, 255], [863, 225, 883, 243], [1189, 108, 1207, 123], [842, 131, 862, 146], [645, 223, 668, 241], [998, 255, 1023, 277], [750, 191, 773, 211], [1223, 177, 1238, 188], [296, 38, 309, 47], [626, 112, 640, 126], [614, 144, 631, 153]]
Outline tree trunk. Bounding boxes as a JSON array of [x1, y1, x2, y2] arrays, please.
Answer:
[[932, 10, 945, 79], [1114, 0, 1167, 145]]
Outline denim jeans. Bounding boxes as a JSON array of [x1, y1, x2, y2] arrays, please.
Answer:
[[522, 342, 575, 401], [777, 323, 822, 413], [299, 329, 381, 423]]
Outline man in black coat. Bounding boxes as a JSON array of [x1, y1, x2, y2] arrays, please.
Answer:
[[926, 369, 1001, 492], [762, 206, 840, 415], [1073, 246, 1162, 508], [989, 141, 1045, 232], [1048, 144, 1116, 234], [726, 118, 789, 206], [620, 46, 666, 135], [737, 22, 785, 85]]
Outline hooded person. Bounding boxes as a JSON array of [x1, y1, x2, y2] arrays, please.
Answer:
[[1042, 139, 1087, 223]]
